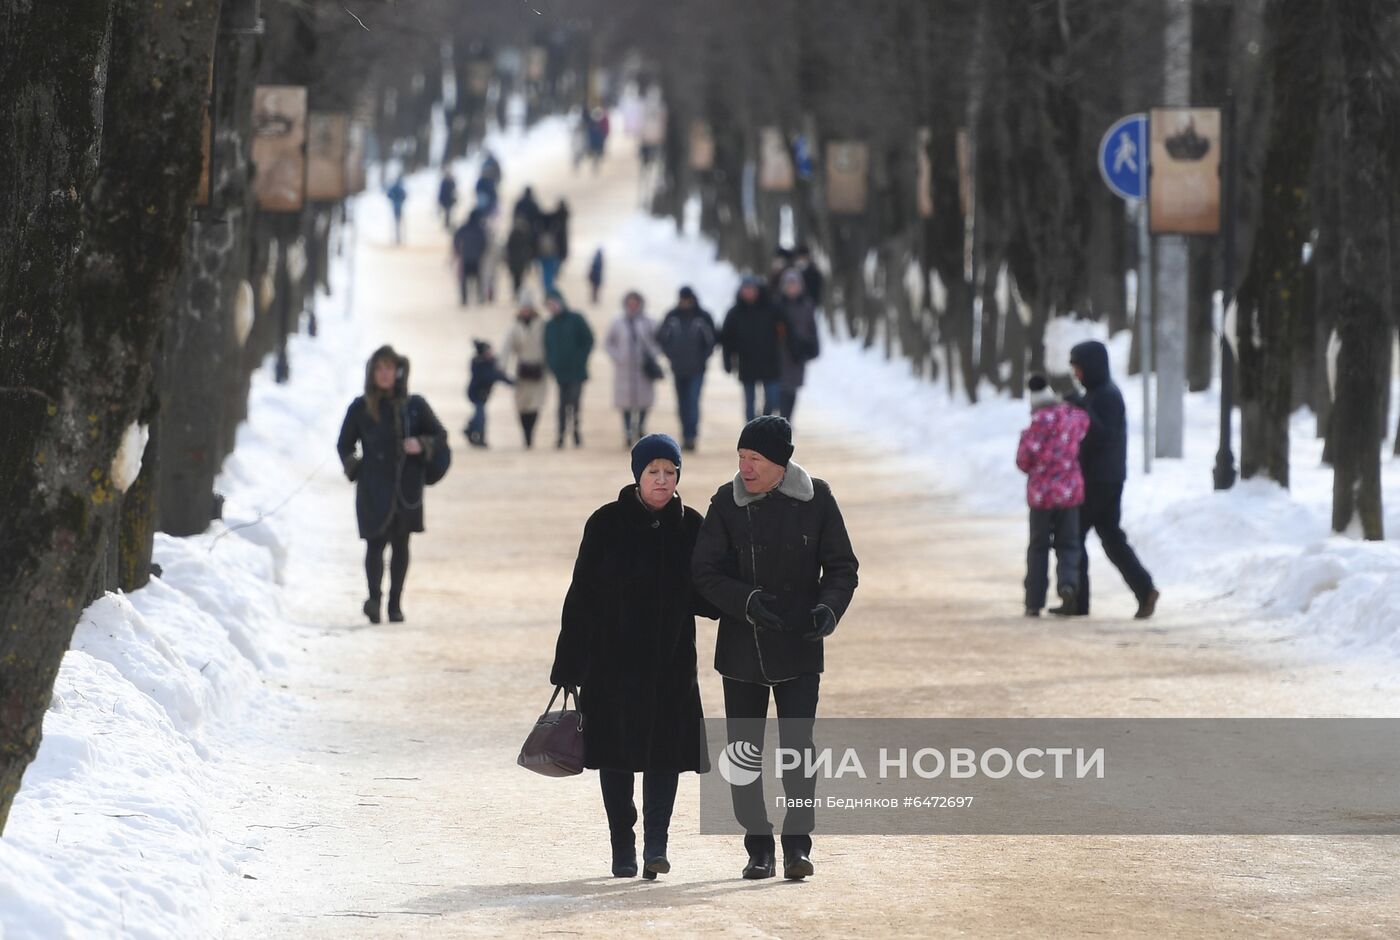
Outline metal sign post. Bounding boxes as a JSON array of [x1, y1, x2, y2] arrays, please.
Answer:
[[1098, 113, 1152, 474]]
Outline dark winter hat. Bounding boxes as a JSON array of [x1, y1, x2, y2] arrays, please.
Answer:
[[678, 286, 697, 302], [472, 339, 492, 356], [737, 415, 794, 467], [545, 288, 565, 307], [1028, 373, 1057, 411], [631, 433, 683, 483]]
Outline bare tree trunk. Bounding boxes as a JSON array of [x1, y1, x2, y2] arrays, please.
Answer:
[[0, 0, 219, 832], [1235, 1, 1322, 487], [1328, 0, 1390, 539], [160, 6, 262, 536]]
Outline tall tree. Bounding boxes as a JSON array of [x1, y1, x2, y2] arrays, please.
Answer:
[[1328, 0, 1393, 539], [0, 0, 219, 831], [1234, 0, 1324, 487]]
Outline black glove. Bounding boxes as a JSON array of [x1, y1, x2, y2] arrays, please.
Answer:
[[746, 592, 787, 632], [342, 456, 361, 482], [805, 605, 837, 641]]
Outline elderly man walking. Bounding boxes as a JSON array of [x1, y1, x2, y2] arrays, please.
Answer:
[[692, 416, 859, 882]]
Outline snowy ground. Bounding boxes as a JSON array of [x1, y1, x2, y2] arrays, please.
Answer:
[[5, 113, 1400, 938]]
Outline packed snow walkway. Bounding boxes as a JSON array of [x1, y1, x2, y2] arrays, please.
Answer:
[[214, 132, 1400, 937]]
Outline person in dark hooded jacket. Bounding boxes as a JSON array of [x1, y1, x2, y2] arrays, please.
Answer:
[[1066, 340, 1159, 619], [337, 346, 448, 624], [691, 416, 858, 883], [551, 434, 720, 880], [720, 277, 783, 421]]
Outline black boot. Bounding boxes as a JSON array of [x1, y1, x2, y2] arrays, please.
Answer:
[[362, 596, 381, 624], [742, 850, 775, 880], [387, 594, 404, 623], [611, 834, 637, 878], [521, 412, 538, 448]]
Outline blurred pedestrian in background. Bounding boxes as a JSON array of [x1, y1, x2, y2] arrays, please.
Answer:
[[505, 215, 534, 300], [337, 346, 448, 624], [502, 294, 549, 449], [656, 286, 717, 452], [1066, 341, 1159, 620], [606, 290, 663, 448], [721, 277, 783, 421], [451, 207, 488, 307], [464, 340, 513, 448], [386, 175, 407, 245], [436, 169, 457, 231], [1017, 374, 1089, 617], [774, 269, 820, 424], [544, 288, 595, 450], [588, 248, 605, 305]]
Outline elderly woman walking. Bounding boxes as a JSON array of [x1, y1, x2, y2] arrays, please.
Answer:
[[336, 345, 448, 624], [502, 294, 549, 448], [550, 434, 718, 879], [605, 290, 662, 448]]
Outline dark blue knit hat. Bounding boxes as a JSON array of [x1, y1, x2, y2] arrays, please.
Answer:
[[631, 433, 683, 482]]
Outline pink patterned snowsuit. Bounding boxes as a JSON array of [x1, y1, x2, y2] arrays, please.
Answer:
[[1016, 403, 1090, 509]]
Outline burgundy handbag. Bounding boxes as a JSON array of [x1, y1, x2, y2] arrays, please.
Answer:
[[517, 686, 585, 777]]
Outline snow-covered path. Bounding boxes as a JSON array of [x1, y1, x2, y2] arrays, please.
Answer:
[[211, 126, 1400, 937]]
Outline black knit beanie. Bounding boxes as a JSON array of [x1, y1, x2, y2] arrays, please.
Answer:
[[737, 415, 794, 466]]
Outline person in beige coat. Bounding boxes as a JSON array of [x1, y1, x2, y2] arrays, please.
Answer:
[[502, 294, 549, 448], [605, 290, 663, 448]]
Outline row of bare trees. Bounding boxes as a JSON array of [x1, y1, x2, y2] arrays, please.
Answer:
[[0, 0, 587, 832], [598, 0, 1397, 539]]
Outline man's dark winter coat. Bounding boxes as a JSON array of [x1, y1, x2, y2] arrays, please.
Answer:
[[720, 291, 783, 383], [551, 487, 719, 772], [337, 357, 447, 540], [544, 307, 595, 385], [1067, 340, 1127, 484], [656, 304, 718, 377], [452, 214, 487, 265], [691, 463, 859, 684]]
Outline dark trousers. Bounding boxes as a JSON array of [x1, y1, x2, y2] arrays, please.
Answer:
[[743, 380, 782, 422], [519, 411, 539, 447], [673, 373, 704, 445], [1025, 506, 1081, 609], [365, 530, 409, 605], [556, 381, 583, 442], [723, 673, 820, 858], [1077, 481, 1155, 614], [465, 402, 487, 444], [599, 769, 679, 859], [779, 386, 800, 424], [622, 408, 648, 445], [458, 263, 482, 305]]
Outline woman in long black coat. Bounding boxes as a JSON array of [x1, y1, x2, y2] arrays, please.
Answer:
[[550, 433, 718, 880], [336, 345, 447, 624]]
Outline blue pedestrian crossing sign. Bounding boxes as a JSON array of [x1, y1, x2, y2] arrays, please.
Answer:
[[1099, 113, 1147, 201]]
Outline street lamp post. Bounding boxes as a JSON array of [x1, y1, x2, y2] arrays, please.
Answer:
[[1213, 90, 1238, 490]]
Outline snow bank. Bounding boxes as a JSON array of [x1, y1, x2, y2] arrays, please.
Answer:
[[615, 208, 1400, 659], [0, 221, 364, 939]]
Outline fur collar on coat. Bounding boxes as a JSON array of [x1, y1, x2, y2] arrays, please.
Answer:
[[730, 460, 815, 507]]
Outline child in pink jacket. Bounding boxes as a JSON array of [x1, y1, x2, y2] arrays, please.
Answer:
[[1016, 374, 1090, 616]]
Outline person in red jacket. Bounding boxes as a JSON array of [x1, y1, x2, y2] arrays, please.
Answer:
[[1017, 374, 1090, 617]]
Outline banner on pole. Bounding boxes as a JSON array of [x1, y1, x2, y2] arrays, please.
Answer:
[[344, 120, 368, 195], [759, 127, 794, 192], [825, 140, 868, 214], [306, 111, 348, 202], [252, 85, 308, 212], [1149, 107, 1221, 235], [689, 120, 715, 171]]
